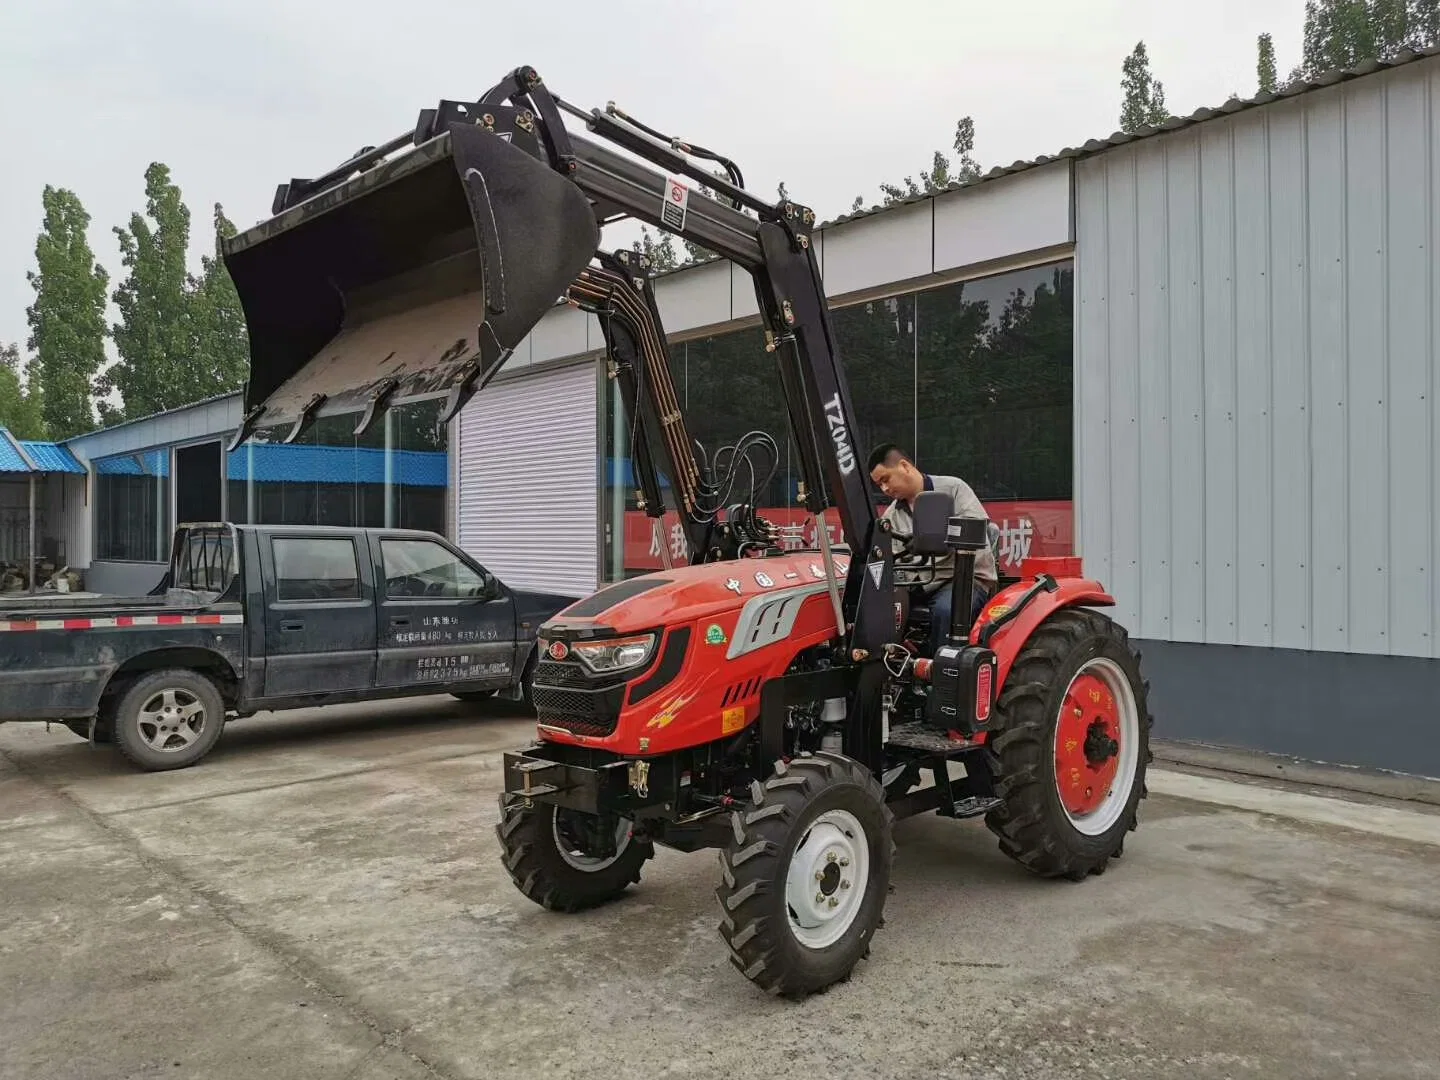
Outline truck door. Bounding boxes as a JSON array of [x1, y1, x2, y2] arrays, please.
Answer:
[[372, 533, 516, 691], [261, 533, 378, 697]]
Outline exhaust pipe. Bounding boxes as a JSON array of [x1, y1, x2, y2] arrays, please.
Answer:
[[221, 117, 600, 446]]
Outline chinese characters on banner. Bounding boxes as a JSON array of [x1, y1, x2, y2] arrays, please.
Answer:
[[620, 502, 1074, 573]]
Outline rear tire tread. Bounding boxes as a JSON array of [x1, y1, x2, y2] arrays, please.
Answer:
[[715, 752, 895, 998], [495, 794, 653, 913], [982, 608, 1154, 879]]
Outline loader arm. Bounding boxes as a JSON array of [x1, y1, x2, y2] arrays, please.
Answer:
[[220, 64, 897, 732], [569, 249, 786, 567]]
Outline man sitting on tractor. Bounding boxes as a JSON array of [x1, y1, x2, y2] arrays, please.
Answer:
[[867, 443, 997, 656]]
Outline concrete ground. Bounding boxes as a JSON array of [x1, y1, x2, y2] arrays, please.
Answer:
[[2, 698, 1438, 1080]]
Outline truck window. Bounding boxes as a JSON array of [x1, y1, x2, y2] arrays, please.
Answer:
[[273, 537, 362, 601], [381, 538, 486, 599], [174, 527, 236, 593]]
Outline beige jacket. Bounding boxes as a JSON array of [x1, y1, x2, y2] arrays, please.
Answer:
[[881, 473, 997, 593]]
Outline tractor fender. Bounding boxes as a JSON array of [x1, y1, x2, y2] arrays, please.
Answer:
[[972, 577, 1116, 689]]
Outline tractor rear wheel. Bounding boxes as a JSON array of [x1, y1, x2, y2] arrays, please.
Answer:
[[715, 751, 894, 998], [983, 607, 1152, 880], [495, 795, 653, 912]]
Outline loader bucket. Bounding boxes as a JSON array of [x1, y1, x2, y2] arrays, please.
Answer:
[[221, 122, 600, 439]]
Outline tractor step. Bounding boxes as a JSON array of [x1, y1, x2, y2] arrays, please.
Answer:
[[885, 722, 977, 755], [943, 796, 1004, 819]]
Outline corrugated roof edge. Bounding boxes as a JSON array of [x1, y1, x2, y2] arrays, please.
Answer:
[[0, 427, 38, 471], [61, 389, 243, 447], [815, 45, 1440, 230]]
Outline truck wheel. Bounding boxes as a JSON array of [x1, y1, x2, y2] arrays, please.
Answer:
[[112, 669, 227, 772], [983, 608, 1153, 880], [495, 794, 653, 912], [715, 751, 894, 998]]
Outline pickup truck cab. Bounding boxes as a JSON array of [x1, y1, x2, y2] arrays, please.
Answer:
[[0, 523, 579, 771]]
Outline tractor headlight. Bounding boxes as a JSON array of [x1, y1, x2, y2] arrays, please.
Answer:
[[571, 633, 657, 674]]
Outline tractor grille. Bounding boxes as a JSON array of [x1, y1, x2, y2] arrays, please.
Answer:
[[532, 658, 627, 738]]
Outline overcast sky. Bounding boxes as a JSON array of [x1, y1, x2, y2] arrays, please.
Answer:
[[0, 0, 1307, 360]]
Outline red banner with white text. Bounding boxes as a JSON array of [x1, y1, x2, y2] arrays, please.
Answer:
[[620, 501, 1073, 574]]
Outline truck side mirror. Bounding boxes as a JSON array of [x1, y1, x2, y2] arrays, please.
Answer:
[[909, 490, 952, 556]]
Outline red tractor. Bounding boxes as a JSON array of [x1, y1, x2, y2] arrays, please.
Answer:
[[219, 66, 1153, 998]]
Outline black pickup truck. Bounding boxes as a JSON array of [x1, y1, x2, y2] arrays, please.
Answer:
[[0, 524, 578, 771]]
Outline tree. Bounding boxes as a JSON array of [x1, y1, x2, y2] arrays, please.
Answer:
[[103, 162, 194, 424], [1120, 41, 1169, 133], [0, 343, 47, 441], [632, 225, 680, 271], [1257, 32, 1280, 92], [872, 116, 983, 207], [24, 186, 109, 439], [1289, 0, 1440, 81], [188, 203, 250, 394]]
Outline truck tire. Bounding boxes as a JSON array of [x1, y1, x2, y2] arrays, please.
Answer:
[[112, 669, 227, 772], [496, 794, 652, 912], [715, 751, 894, 998], [983, 607, 1153, 880]]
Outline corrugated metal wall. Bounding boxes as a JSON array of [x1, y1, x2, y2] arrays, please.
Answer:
[[1076, 58, 1440, 660], [455, 360, 599, 598]]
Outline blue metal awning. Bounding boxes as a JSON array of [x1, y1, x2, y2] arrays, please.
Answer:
[[0, 428, 86, 475]]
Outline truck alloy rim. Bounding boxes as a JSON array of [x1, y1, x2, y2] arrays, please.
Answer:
[[137, 688, 207, 753], [783, 808, 870, 950], [1053, 657, 1140, 835], [552, 809, 633, 872]]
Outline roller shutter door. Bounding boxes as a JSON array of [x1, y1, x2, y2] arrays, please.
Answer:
[[456, 362, 598, 597]]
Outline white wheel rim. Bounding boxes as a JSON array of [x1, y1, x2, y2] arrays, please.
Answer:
[[783, 808, 870, 950], [552, 810, 633, 872], [1053, 656, 1141, 836]]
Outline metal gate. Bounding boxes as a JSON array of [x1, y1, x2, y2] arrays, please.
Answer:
[[455, 361, 599, 598]]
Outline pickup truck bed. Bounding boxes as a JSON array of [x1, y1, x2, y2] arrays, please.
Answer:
[[0, 523, 579, 772]]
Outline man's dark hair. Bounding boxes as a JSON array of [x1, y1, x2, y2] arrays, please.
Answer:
[[866, 442, 910, 472]]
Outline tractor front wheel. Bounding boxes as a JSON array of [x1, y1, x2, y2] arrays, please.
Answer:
[[496, 795, 653, 912], [984, 608, 1153, 880], [715, 751, 894, 998]]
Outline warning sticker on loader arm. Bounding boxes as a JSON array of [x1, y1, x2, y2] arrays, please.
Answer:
[[661, 177, 689, 231]]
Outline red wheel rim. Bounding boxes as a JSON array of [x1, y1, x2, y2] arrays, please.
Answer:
[[1055, 670, 1122, 819]]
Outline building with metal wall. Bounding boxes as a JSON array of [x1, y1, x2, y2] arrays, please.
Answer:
[[1073, 49, 1440, 778], [29, 48, 1440, 778]]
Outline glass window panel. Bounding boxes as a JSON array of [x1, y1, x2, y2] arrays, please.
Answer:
[[915, 261, 1074, 501], [829, 292, 916, 461], [381, 538, 484, 598], [225, 398, 449, 536], [390, 398, 448, 534], [272, 536, 361, 601], [93, 449, 171, 562]]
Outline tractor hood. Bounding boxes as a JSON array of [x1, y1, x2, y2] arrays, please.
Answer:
[[541, 554, 853, 638], [220, 121, 600, 439]]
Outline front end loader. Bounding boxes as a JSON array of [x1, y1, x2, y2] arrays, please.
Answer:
[[222, 66, 1154, 999]]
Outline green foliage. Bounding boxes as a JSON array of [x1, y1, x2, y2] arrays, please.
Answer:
[[633, 226, 680, 271], [25, 186, 109, 439], [875, 117, 982, 207], [0, 342, 48, 441], [103, 162, 195, 424], [1258, 32, 1280, 92], [1120, 41, 1169, 133], [189, 204, 250, 396], [103, 165, 249, 425], [1291, 0, 1440, 81]]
